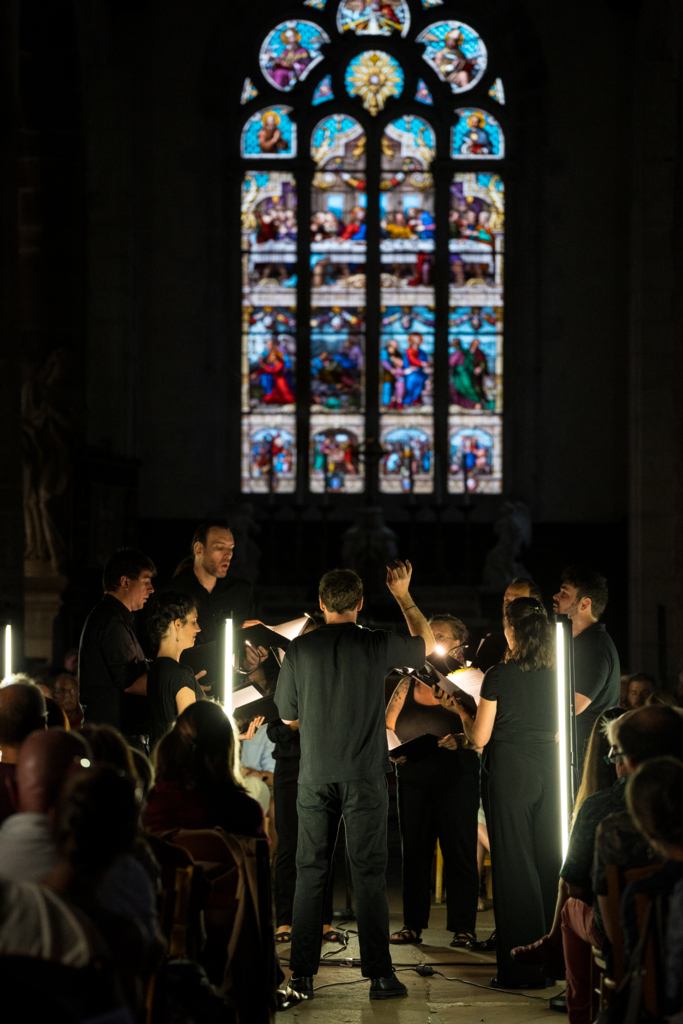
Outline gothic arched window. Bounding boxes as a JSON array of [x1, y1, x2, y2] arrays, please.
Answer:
[[239, 1, 505, 498]]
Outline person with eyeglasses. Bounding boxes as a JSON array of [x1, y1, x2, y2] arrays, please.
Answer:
[[385, 614, 481, 949]]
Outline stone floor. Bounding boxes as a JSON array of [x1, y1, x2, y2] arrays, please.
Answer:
[[279, 902, 565, 1023]]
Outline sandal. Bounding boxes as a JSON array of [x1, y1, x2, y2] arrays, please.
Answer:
[[450, 931, 476, 948], [389, 927, 422, 945], [322, 928, 344, 943], [477, 898, 485, 912], [274, 930, 292, 944]]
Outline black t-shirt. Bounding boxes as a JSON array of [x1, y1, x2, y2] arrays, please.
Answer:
[[573, 623, 621, 759], [480, 662, 558, 751], [153, 567, 255, 644], [266, 718, 301, 760], [79, 595, 150, 733], [147, 658, 204, 749], [275, 623, 425, 786]]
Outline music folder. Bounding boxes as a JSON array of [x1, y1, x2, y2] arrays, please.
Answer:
[[386, 729, 439, 762], [232, 683, 280, 724], [180, 641, 217, 691]]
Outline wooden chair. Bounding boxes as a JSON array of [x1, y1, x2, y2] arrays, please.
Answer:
[[590, 863, 659, 1019], [168, 829, 277, 1024]]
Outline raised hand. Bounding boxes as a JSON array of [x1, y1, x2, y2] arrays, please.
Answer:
[[385, 559, 413, 600]]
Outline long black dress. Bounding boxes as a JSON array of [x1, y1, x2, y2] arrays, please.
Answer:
[[394, 679, 480, 936], [480, 662, 561, 986]]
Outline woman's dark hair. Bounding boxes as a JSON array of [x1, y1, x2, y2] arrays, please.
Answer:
[[573, 706, 625, 820], [147, 592, 197, 646], [504, 597, 555, 672], [80, 724, 137, 779], [54, 766, 139, 877], [626, 755, 683, 852], [153, 700, 244, 795]]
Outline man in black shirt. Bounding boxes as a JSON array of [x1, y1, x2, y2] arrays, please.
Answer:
[[79, 548, 156, 743], [155, 521, 256, 643], [275, 561, 435, 1001], [553, 566, 620, 765]]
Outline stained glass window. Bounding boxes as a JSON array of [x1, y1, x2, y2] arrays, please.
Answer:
[[312, 75, 334, 105], [337, 0, 410, 37], [415, 78, 433, 105], [345, 51, 404, 115], [452, 108, 504, 159], [416, 21, 487, 93], [241, 107, 297, 158], [259, 22, 329, 92], [241, 172, 298, 492], [238, 7, 507, 499]]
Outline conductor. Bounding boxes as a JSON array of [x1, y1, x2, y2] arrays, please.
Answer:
[[275, 560, 435, 1001]]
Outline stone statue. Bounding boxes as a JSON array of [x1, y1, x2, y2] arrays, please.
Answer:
[[482, 500, 532, 590], [22, 348, 79, 573], [341, 506, 398, 597]]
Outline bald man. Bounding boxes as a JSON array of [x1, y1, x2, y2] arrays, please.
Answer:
[[0, 679, 48, 825], [0, 728, 90, 881]]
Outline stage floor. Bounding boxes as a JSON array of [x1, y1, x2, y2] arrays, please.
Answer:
[[277, 797, 565, 1022]]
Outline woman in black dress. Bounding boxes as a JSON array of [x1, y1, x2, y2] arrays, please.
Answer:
[[147, 593, 206, 751], [439, 597, 561, 988], [386, 615, 480, 948]]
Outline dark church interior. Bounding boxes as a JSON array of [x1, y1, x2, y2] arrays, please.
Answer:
[[1, 0, 682, 1021]]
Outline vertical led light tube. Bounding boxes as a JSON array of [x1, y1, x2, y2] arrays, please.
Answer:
[[224, 617, 233, 714], [555, 621, 570, 859], [4, 624, 11, 680]]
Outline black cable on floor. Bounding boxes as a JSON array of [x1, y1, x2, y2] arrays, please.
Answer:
[[310, 965, 565, 999]]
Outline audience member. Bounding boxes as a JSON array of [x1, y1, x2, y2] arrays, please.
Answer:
[[572, 706, 625, 820], [0, 679, 47, 824], [553, 567, 620, 768], [626, 672, 655, 708], [79, 547, 156, 748], [623, 755, 683, 1016], [144, 700, 266, 837], [45, 696, 69, 729], [53, 672, 84, 729], [146, 593, 206, 750], [442, 598, 561, 988], [646, 688, 678, 707], [63, 646, 79, 677], [43, 766, 157, 1015], [80, 723, 138, 778], [387, 614, 480, 949], [131, 748, 154, 804], [0, 728, 90, 880]]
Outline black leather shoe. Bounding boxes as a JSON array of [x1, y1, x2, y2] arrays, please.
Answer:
[[369, 974, 408, 1000], [468, 930, 497, 951], [288, 976, 314, 1000]]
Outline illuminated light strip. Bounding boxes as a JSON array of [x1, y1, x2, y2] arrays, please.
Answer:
[[556, 621, 570, 860], [224, 617, 233, 714], [4, 624, 11, 681]]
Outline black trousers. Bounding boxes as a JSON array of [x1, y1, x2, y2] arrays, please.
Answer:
[[485, 746, 561, 986], [290, 774, 392, 978], [397, 750, 480, 935], [273, 758, 335, 928]]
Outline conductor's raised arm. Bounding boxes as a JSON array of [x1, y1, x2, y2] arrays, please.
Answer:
[[386, 559, 436, 657]]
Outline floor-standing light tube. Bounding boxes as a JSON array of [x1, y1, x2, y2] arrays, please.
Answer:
[[224, 616, 233, 714], [555, 621, 570, 859], [4, 624, 12, 681], [555, 614, 578, 860]]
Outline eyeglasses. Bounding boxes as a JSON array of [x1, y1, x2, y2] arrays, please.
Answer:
[[603, 747, 626, 765], [432, 634, 464, 656]]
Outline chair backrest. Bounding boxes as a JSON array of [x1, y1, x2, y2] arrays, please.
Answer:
[[145, 833, 211, 959], [605, 862, 659, 984]]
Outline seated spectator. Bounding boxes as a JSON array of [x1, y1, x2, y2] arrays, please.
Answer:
[[53, 673, 84, 730], [0, 728, 90, 880], [512, 707, 625, 979], [144, 700, 265, 838], [43, 765, 157, 1015], [626, 673, 655, 708], [80, 723, 138, 778], [557, 706, 683, 1024], [0, 678, 47, 824], [646, 688, 678, 707], [131, 748, 154, 805], [44, 696, 69, 729]]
